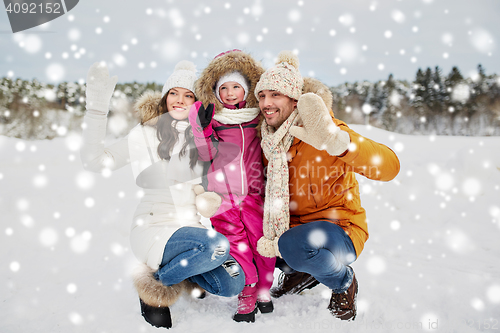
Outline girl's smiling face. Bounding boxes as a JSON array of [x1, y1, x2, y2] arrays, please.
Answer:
[[166, 87, 195, 120], [218, 81, 245, 105]]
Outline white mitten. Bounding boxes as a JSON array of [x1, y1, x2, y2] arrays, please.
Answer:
[[290, 93, 350, 156], [193, 185, 222, 218], [85, 62, 118, 116]]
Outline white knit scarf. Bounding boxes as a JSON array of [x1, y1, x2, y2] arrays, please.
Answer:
[[213, 107, 260, 125], [257, 109, 301, 258], [172, 119, 189, 131]]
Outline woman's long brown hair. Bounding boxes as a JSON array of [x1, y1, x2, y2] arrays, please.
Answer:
[[155, 92, 199, 169]]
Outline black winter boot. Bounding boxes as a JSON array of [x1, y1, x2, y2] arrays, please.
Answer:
[[139, 298, 172, 329], [257, 300, 274, 313], [132, 263, 186, 329]]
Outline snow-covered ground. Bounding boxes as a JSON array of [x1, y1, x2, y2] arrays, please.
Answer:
[[1, 125, 500, 332]]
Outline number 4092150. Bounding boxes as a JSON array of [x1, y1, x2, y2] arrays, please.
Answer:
[[5, 2, 61, 14], [465, 319, 499, 330]]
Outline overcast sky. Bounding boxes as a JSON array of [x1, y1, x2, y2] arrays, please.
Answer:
[[0, 0, 499, 87]]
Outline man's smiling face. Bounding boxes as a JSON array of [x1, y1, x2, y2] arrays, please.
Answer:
[[258, 90, 297, 129]]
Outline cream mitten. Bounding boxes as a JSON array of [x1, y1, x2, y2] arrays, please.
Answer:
[[257, 236, 282, 258], [290, 93, 350, 156], [193, 184, 222, 218], [193, 184, 205, 196], [85, 62, 118, 116]]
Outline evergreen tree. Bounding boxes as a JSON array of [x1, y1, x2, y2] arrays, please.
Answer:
[[379, 74, 398, 131], [444, 67, 466, 134], [2, 68, 500, 138], [429, 66, 448, 133], [412, 68, 433, 133], [467, 64, 488, 134], [446, 66, 464, 85]]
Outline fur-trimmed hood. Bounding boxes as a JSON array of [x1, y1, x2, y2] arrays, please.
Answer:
[[134, 91, 162, 125], [302, 77, 333, 109], [195, 50, 265, 113]]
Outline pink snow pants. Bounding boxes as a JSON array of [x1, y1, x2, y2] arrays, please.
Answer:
[[210, 194, 275, 294]]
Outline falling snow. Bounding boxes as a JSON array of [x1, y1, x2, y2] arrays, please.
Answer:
[[470, 28, 495, 54], [1, 0, 500, 331], [366, 255, 387, 275], [0, 122, 498, 331], [487, 285, 500, 304], [307, 229, 328, 248]]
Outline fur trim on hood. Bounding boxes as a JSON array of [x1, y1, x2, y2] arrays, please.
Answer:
[[195, 50, 265, 113], [134, 91, 162, 125]]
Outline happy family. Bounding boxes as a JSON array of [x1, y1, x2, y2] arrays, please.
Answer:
[[80, 49, 400, 329]]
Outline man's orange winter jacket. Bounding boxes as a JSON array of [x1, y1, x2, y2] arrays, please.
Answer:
[[278, 113, 400, 257]]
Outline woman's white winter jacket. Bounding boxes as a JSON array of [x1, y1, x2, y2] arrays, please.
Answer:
[[81, 106, 204, 269]]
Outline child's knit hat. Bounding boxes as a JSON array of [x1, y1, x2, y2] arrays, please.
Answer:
[[254, 51, 303, 100], [161, 60, 197, 96], [215, 71, 249, 103]]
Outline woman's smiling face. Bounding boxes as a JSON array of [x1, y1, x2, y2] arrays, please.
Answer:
[[166, 87, 195, 120]]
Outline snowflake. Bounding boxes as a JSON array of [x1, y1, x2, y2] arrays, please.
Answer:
[[10, 261, 20, 272], [68, 312, 83, 325], [470, 28, 495, 54], [70, 231, 92, 254], [391, 10, 405, 23], [307, 229, 327, 248], [487, 284, 500, 304], [390, 220, 401, 231], [451, 84, 470, 103], [76, 171, 95, 190], [67, 283, 77, 294], [366, 255, 386, 275], [237, 242, 248, 253], [435, 173, 454, 191], [462, 178, 481, 197], [39, 228, 59, 247]]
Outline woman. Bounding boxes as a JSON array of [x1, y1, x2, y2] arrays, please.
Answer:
[[81, 61, 245, 329]]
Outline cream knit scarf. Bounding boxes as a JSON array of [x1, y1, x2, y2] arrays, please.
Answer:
[[213, 107, 260, 125], [257, 109, 300, 258]]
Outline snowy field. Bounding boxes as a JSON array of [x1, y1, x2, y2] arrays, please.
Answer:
[[1, 125, 500, 332]]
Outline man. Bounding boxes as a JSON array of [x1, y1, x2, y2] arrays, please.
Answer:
[[254, 51, 400, 320]]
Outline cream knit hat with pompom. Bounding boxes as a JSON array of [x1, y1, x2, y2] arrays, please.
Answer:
[[254, 51, 303, 100], [162, 60, 198, 96]]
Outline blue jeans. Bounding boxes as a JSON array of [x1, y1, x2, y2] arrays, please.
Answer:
[[278, 221, 357, 293], [155, 227, 245, 297]]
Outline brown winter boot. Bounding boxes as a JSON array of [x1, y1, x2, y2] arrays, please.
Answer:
[[270, 271, 320, 298], [328, 273, 358, 321]]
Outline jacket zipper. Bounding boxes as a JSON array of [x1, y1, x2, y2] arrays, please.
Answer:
[[239, 124, 245, 195]]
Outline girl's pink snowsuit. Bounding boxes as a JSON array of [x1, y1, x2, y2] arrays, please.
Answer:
[[193, 113, 275, 289]]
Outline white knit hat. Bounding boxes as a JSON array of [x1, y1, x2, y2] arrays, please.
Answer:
[[254, 51, 303, 100], [161, 60, 197, 96], [215, 71, 249, 103]]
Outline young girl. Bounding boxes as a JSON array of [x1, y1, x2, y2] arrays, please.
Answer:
[[81, 61, 244, 329], [188, 50, 276, 323]]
